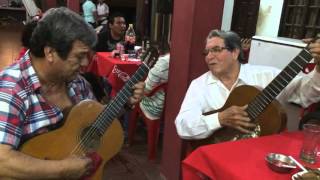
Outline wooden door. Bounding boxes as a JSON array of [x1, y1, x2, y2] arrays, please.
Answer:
[[231, 0, 260, 38]]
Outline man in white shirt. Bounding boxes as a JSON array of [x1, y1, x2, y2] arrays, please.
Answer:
[[175, 29, 320, 140]]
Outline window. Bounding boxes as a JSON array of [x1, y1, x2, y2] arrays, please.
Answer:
[[279, 0, 320, 39]]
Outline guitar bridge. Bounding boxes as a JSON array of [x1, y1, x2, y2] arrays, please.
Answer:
[[234, 125, 261, 140]]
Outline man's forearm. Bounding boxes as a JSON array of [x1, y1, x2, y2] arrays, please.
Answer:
[[0, 146, 64, 179]]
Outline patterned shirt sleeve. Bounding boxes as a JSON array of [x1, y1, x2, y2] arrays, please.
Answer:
[[0, 89, 25, 148]]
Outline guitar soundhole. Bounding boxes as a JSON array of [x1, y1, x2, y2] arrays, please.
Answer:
[[80, 126, 102, 151]]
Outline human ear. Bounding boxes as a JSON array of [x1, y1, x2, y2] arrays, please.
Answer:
[[233, 48, 240, 60], [44, 46, 55, 63]]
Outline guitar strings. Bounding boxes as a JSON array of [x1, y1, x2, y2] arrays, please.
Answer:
[[73, 63, 149, 155], [70, 78, 135, 155], [70, 76, 136, 155], [246, 48, 312, 121], [70, 62, 150, 155], [71, 50, 156, 155]]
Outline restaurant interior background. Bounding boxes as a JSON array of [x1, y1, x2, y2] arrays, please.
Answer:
[[0, 0, 320, 179], [0, 0, 173, 50]]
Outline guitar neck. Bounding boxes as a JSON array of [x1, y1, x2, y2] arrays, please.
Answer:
[[247, 48, 313, 121], [92, 63, 150, 134]]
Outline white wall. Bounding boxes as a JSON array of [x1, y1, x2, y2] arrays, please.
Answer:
[[255, 0, 284, 37], [249, 36, 306, 69]]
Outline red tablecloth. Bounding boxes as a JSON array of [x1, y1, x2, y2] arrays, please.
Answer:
[[86, 52, 141, 97], [182, 131, 320, 180]]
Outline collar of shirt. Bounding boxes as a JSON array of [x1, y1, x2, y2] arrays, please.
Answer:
[[19, 51, 41, 92], [205, 64, 255, 86]]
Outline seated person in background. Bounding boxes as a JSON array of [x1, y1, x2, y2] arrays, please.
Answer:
[[140, 53, 170, 120], [0, 7, 144, 179], [82, 0, 97, 28], [95, 12, 127, 52], [175, 29, 320, 140], [96, 0, 109, 25]]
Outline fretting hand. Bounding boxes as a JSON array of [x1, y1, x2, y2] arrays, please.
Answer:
[[303, 38, 320, 72], [128, 81, 145, 106]]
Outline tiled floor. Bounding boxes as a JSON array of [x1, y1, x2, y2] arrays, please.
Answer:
[[0, 22, 163, 180], [103, 128, 163, 180]]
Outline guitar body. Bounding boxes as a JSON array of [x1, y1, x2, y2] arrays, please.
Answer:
[[190, 85, 287, 148], [19, 100, 124, 180]]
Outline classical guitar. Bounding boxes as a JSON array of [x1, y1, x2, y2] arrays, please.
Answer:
[[19, 47, 159, 180], [191, 45, 314, 148]]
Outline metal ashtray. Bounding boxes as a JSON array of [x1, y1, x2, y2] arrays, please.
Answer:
[[265, 153, 297, 173]]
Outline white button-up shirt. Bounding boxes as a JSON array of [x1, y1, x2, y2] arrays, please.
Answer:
[[175, 63, 320, 139]]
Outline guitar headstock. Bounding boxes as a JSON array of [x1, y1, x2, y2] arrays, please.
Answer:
[[140, 46, 159, 69]]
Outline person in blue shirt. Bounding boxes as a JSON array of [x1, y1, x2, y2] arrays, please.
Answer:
[[82, 0, 97, 28]]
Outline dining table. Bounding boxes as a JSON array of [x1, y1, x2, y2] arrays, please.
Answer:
[[86, 52, 142, 97], [182, 131, 320, 180]]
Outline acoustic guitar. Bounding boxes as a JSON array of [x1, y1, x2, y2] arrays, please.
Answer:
[[19, 47, 159, 180], [190, 45, 314, 148]]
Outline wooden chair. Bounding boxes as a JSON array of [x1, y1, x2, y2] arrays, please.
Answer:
[[128, 83, 167, 160]]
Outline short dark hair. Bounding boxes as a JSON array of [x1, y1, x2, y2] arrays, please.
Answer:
[[29, 7, 97, 60], [21, 20, 38, 48], [108, 12, 126, 25], [206, 29, 245, 63]]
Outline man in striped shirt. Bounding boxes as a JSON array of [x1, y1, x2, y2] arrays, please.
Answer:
[[0, 7, 144, 179]]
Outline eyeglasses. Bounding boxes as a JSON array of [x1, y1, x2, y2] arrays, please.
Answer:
[[203, 46, 229, 56]]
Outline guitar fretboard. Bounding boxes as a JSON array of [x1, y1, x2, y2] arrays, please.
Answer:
[[91, 63, 150, 135], [247, 49, 313, 121]]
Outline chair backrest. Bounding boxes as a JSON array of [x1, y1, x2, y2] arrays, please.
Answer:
[[140, 82, 168, 121], [146, 82, 168, 97]]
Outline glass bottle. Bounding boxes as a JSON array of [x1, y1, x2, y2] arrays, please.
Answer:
[[125, 24, 136, 57]]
